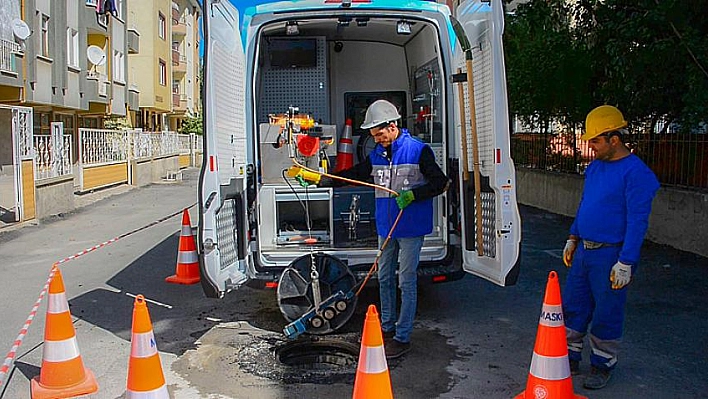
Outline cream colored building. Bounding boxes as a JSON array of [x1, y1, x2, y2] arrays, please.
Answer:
[[127, 0, 172, 131], [127, 0, 199, 132], [168, 0, 200, 132]]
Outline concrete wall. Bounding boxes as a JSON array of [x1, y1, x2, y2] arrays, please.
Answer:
[[516, 168, 708, 258], [35, 175, 75, 218], [130, 154, 179, 186]]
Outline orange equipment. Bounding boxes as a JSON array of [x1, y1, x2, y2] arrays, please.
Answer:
[[335, 118, 354, 172], [126, 295, 169, 398], [514, 271, 587, 399], [166, 208, 200, 285], [31, 266, 99, 399], [352, 305, 393, 399]]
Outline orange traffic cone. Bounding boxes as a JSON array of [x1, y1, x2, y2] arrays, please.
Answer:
[[334, 118, 354, 172], [514, 271, 587, 399], [352, 305, 393, 399], [31, 266, 98, 399], [126, 294, 169, 398], [166, 208, 200, 284]]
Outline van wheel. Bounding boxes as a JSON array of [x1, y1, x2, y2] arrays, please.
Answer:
[[277, 253, 357, 335]]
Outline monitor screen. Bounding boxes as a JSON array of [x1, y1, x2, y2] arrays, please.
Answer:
[[269, 38, 318, 69]]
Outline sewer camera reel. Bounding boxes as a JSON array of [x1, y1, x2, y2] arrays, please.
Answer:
[[273, 107, 359, 338]]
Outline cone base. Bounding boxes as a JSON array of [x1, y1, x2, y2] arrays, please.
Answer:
[[513, 391, 588, 399], [165, 274, 200, 285], [31, 368, 98, 399]]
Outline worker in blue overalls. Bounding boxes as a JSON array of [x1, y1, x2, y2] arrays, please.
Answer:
[[562, 105, 660, 389]]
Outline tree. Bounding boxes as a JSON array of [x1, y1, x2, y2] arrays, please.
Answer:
[[504, 0, 592, 132], [179, 113, 203, 135]]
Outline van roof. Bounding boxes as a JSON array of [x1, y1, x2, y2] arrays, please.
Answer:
[[243, 0, 450, 16]]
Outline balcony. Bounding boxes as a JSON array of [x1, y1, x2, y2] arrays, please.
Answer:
[[83, 1, 109, 34], [173, 93, 187, 112], [128, 85, 140, 110], [172, 22, 186, 37], [84, 71, 111, 105], [172, 50, 186, 75], [0, 39, 23, 88], [127, 28, 140, 54]]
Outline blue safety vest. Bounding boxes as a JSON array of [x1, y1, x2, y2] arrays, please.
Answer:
[[369, 131, 433, 238]]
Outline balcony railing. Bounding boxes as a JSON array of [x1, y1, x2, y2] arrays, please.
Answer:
[[0, 39, 21, 73]]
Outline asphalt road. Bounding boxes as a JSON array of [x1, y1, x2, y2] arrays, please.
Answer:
[[0, 168, 706, 398]]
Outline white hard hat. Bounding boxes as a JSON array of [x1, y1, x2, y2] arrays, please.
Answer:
[[361, 100, 401, 129]]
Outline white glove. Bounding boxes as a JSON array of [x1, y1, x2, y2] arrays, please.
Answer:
[[610, 261, 632, 289], [563, 240, 577, 267]]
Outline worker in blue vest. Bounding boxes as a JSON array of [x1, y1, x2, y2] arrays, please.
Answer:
[[289, 99, 449, 359], [562, 105, 659, 389]]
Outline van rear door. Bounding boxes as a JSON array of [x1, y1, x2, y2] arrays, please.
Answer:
[[199, 0, 250, 298], [454, 0, 521, 286]]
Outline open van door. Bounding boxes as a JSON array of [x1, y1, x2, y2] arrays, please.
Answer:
[[454, 0, 521, 286], [198, 0, 250, 298]]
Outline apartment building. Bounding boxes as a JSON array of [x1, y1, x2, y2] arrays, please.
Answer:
[[0, 0, 131, 160], [126, 0, 167, 131], [167, 0, 200, 132]]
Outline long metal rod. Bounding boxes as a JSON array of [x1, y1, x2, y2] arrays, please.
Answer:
[[465, 58, 485, 256], [456, 68, 470, 182]]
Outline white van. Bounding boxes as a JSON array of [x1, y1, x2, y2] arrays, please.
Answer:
[[199, 0, 521, 334]]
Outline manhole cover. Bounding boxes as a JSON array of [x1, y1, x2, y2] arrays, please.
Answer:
[[277, 338, 359, 371]]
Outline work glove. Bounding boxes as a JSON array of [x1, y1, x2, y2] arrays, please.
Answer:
[[610, 261, 632, 289], [286, 166, 321, 187], [396, 190, 415, 210], [563, 239, 577, 267]]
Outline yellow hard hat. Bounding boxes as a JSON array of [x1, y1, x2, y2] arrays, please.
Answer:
[[582, 105, 627, 140]]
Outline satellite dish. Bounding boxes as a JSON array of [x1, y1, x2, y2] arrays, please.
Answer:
[[12, 19, 31, 41], [87, 45, 107, 66]]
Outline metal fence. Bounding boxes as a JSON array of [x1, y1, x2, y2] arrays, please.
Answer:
[[129, 130, 180, 159], [79, 129, 129, 165], [34, 134, 73, 180], [511, 132, 708, 190]]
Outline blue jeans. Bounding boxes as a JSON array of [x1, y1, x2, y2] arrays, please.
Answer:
[[377, 235, 424, 343]]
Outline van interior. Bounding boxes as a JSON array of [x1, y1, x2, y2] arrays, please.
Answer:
[[252, 15, 451, 268]]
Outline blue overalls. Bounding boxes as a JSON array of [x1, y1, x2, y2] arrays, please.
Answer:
[[563, 154, 659, 370]]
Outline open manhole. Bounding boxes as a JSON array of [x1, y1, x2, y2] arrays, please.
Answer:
[[276, 338, 360, 371]]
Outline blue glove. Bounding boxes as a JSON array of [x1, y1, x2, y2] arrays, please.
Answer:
[[396, 190, 415, 209]]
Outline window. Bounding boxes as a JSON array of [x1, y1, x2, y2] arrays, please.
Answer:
[[113, 50, 125, 82], [40, 14, 50, 57], [66, 28, 79, 68], [158, 13, 166, 40], [159, 59, 167, 86], [172, 80, 180, 94]]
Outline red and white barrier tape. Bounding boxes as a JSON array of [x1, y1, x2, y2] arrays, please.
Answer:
[[0, 204, 194, 388]]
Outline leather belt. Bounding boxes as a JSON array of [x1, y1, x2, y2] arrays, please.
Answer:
[[582, 240, 622, 250]]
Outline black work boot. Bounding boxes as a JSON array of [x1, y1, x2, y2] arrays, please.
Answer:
[[384, 339, 411, 359], [569, 359, 580, 376], [583, 366, 612, 389]]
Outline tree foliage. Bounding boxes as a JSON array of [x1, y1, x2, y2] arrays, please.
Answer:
[[504, 0, 708, 133], [179, 113, 203, 135]]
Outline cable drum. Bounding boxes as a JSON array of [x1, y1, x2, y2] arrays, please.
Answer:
[[277, 253, 358, 335]]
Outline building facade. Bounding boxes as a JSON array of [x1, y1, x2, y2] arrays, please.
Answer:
[[127, 0, 199, 132], [168, 0, 200, 132], [0, 0, 131, 161]]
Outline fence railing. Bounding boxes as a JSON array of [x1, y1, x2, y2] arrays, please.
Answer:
[[79, 129, 129, 165], [34, 134, 73, 180], [129, 130, 180, 159], [0, 39, 20, 73], [511, 132, 708, 190]]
